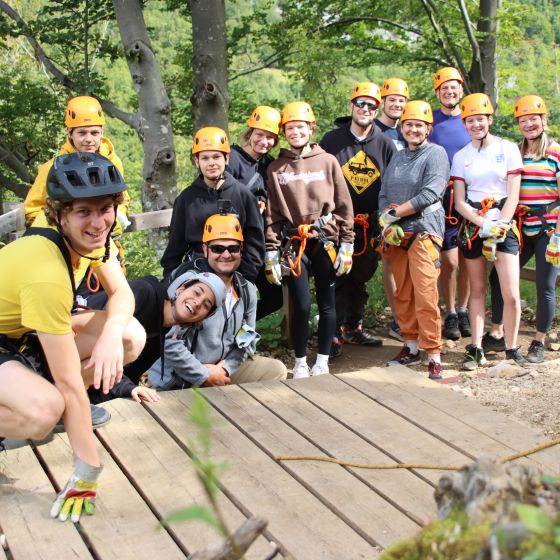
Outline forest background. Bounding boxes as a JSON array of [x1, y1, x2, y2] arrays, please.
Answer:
[[0, 0, 559, 285]]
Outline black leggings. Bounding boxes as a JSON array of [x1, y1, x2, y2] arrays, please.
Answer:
[[490, 231, 558, 333], [255, 265, 284, 321], [287, 240, 336, 357]]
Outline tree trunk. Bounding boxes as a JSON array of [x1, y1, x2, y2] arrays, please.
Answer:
[[190, 0, 230, 132], [112, 0, 177, 212], [468, 0, 499, 105]]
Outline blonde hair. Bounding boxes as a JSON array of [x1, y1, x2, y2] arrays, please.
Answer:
[[519, 118, 550, 161], [240, 127, 278, 149]]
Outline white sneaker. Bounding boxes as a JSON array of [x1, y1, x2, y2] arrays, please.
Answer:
[[292, 363, 310, 379], [310, 363, 329, 376]]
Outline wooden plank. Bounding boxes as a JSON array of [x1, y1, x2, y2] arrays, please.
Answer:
[[151, 390, 378, 559], [127, 209, 172, 232], [285, 375, 473, 485], [98, 398, 276, 559], [0, 444, 92, 560], [340, 367, 560, 473], [203, 383, 424, 547], [0, 205, 25, 235], [37, 434, 185, 560], [239, 381, 437, 525]]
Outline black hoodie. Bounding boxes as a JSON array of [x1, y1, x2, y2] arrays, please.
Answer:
[[227, 144, 273, 203], [161, 172, 264, 282], [320, 116, 395, 214]]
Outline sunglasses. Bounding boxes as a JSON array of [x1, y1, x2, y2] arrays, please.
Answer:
[[354, 100, 378, 111], [208, 244, 241, 255]]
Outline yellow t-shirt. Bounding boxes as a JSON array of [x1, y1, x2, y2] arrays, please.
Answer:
[[0, 213, 112, 338]]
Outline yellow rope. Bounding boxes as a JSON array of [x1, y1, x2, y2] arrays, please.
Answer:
[[275, 437, 560, 472]]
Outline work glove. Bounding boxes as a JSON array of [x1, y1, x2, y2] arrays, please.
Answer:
[[312, 212, 332, 229], [264, 250, 282, 286], [112, 210, 131, 237], [334, 242, 354, 276], [482, 239, 498, 262], [480, 219, 510, 240], [378, 208, 400, 230], [382, 224, 404, 246], [51, 457, 103, 522], [545, 232, 560, 268]]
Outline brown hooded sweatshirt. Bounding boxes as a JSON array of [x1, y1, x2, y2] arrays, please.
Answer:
[[264, 144, 354, 251]]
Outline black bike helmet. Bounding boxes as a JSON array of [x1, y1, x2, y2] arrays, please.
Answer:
[[47, 152, 126, 201]]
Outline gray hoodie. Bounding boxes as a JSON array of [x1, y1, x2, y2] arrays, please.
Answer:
[[147, 271, 256, 389]]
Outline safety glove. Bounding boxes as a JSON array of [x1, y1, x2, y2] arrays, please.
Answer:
[[382, 224, 404, 246], [112, 209, 131, 237], [480, 219, 510, 240], [545, 232, 560, 268], [378, 208, 400, 230], [482, 238, 498, 262], [51, 457, 103, 522], [312, 212, 332, 229], [264, 250, 282, 286], [334, 242, 354, 276]]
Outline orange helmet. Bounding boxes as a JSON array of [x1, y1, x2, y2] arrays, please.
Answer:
[[460, 93, 494, 119], [433, 67, 464, 90], [381, 78, 409, 99], [350, 82, 382, 104], [65, 96, 105, 128], [401, 100, 433, 124], [280, 101, 316, 125], [514, 95, 547, 119], [247, 106, 281, 135], [202, 213, 243, 243], [192, 127, 230, 155]]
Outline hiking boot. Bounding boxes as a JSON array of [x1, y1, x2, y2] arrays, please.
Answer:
[[54, 404, 112, 433], [481, 332, 506, 353], [428, 360, 443, 380], [387, 345, 422, 366], [310, 363, 329, 376], [526, 340, 545, 364], [506, 347, 529, 369], [457, 311, 471, 337], [387, 319, 404, 342], [463, 344, 487, 371], [443, 313, 461, 340], [329, 337, 343, 360], [292, 363, 310, 379], [342, 325, 383, 347]]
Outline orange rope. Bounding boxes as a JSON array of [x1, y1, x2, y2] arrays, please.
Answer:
[[445, 182, 459, 226], [515, 205, 530, 251], [86, 267, 100, 294], [465, 197, 496, 250], [353, 213, 370, 256], [287, 224, 311, 277]]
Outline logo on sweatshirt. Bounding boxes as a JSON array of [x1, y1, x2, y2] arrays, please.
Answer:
[[277, 170, 326, 186], [342, 151, 380, 194]]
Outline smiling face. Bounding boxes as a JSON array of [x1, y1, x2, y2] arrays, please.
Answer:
[[518, 114, 547, 142], [382, 94, 407, 120], [173, 281, 216, 324], [284, 120, 312, 150], [68, 125, 104, 152], [436, 80, 464, 111], [248, 128, 277, 157], [203, 238, 242, 278], [58, 196, 115, 255], [464, 114, 493, 141], [195, 150, 228, 182], [401, 119, 431, 150], [350, 96, 379, 127]]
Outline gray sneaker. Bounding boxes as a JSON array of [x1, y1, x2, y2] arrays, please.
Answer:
[[506, 347, 529, 369], [527, 340, 545, 364], [463, 344, 487, 371], [54, 404, 111, 433]]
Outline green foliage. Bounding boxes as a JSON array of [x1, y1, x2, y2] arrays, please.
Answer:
[[516, 504, 560, 560], [120, 231, 161, 280], [256, 311, 284, 350]]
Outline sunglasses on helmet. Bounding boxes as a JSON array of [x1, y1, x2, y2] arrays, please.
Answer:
[[353, 100, 378, 111], [208, 243, 241, 255]]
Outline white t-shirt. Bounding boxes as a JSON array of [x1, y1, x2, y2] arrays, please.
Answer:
[[451, 137, 523, 219]]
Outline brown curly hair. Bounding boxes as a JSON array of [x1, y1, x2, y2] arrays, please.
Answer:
[[44, 193, 124, 226]]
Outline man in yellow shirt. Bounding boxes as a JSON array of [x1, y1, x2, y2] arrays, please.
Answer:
[[0, 152, 145, 523]]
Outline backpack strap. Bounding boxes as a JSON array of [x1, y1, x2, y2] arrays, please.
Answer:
[[23, 227, 77, 308]]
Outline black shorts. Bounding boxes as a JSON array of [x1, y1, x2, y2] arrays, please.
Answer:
[[442, 224, 459, 252], [461, 229, 520, 260], [0, 334, 51, 380]]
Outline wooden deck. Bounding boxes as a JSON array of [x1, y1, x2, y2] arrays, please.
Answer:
[[2, 366, 559, 560]]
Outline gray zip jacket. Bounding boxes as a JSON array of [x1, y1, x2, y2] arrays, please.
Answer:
[[147, 271, 256, 389]]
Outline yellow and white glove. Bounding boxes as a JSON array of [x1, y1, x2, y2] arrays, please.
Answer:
[[51, 457, 103, 522], [545, 232, 560, 268], [480, 219, 510, 240], [264, 250, 282, 286], [379, 208, 400, 230], [482, 239, 498, 262], [382, 224, 404, 246], [334, 242, 354, 276]]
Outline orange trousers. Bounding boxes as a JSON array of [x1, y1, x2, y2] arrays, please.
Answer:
[[388, 236, 442, 354]]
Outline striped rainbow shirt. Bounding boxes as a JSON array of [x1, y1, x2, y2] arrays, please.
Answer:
[[519, 140, 560, 235]]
